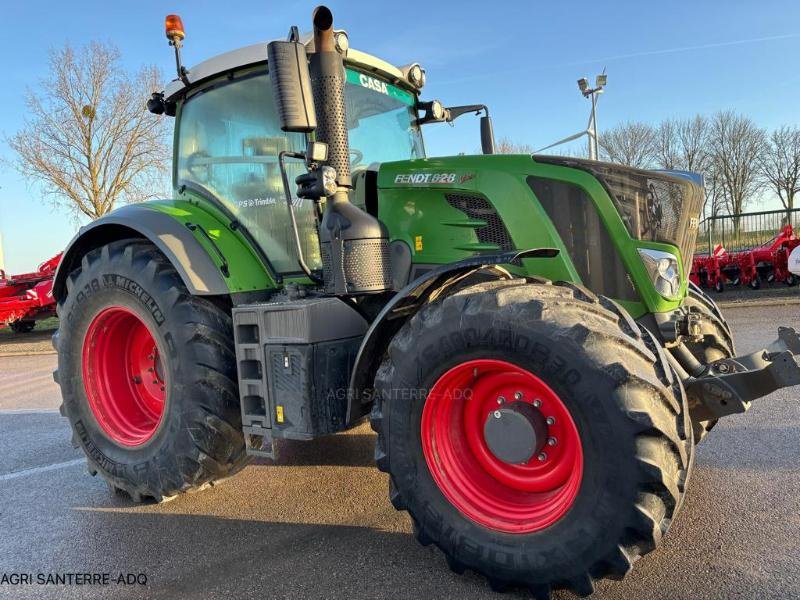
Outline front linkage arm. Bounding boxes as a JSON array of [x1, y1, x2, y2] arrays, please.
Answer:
[[683, 327, 800, 421]]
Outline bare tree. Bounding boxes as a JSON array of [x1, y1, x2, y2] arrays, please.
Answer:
[[598, 121, 657, 168], [655, 116, 711, 173], [495, 137, 534, 154], [707, 111, 765, 224], [8, 42, 169, 220], [759, 125, 800, 216], [654, 119, 679, 170]]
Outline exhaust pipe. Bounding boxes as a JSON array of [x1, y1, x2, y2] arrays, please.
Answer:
[[309, 6, 391, 296], [310, 6, 350, 189]]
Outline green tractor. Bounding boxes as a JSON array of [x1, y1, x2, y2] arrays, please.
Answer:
[[53, 6, 800, 597]]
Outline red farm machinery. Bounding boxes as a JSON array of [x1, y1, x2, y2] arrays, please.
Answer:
[[691, 209, 800, 292], [0, 253, 62, 333]]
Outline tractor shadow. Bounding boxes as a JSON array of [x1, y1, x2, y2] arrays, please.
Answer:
[[257, 431, 378, 468]]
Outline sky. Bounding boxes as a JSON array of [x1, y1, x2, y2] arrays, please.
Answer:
[[1, 0, 799, 272]]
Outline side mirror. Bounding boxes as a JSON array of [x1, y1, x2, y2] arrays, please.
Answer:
[[267, 40, 317, 133], [480, 115, 495, 155]]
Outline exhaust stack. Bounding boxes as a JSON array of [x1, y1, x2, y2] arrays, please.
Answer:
[[309, 6, 391, 296]]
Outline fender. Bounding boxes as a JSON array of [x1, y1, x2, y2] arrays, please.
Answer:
[[345, 248, 559, 424], [53, 202, 264, 301]]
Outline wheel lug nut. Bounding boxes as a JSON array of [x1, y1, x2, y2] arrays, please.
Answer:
[[537, 452, 547, 461], [514, 391, 523, 401], [547, 437, 557, 446], [152, 380, 159, 385], [546, 416, 555, 426], [160, 386, 165, 392], [497, 396, 506, 404], [493, 410, 502, 419], [148, 367, 154, 373], [533, 399, 541, 408]]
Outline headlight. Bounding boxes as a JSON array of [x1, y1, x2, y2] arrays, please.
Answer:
[[408, 63, 426, 88], [321, 166, 338, 197], [430, 99, 445, 120], [638, 248, 681, 299], [334, 30, 349, 55]]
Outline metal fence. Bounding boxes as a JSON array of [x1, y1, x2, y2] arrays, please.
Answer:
[[696, 208, 800, 255]]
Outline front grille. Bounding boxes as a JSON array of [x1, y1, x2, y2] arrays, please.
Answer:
[[528, 176, 638, 301], [534, 157, 704, 276], [445, 193, 514, 251]]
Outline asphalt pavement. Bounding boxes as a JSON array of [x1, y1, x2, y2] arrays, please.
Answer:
[[0, 304, 798, 599]]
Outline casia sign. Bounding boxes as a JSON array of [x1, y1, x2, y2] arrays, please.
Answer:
[[358, 73, 388, 95], [789, 245, 800, 276]]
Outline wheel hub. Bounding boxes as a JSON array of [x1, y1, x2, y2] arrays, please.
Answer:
[[81, 306, 167, 447], [483, 401, 548, 464], [421, 359, 583, 534]]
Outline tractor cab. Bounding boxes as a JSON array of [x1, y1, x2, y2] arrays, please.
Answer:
[[154, 37, 427, 277]]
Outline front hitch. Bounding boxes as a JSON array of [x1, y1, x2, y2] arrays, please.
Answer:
[[684, 327, 800, 421]]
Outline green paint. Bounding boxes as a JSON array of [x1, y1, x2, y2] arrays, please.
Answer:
[[147, 195, 277, 293], [376, 154, 692, 318]]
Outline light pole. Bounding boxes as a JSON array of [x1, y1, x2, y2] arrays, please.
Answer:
[[577, 73, 607, 160], [535, 72, 607, 158]]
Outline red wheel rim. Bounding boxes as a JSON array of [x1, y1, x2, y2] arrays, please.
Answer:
[[421, 359, 583, 534], [82, 306, 167, 446]]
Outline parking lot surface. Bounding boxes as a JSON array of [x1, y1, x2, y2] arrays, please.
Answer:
[[0, 304, 798, 599]]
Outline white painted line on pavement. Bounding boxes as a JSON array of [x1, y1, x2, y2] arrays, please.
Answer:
[[0, 458, 84, 483], [0, 408, 60, 415]]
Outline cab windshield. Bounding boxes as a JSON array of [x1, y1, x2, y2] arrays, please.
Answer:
[[176, 67, 423, 274]]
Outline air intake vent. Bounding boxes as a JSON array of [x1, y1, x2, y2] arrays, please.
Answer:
[[445, 194, 514, 252]]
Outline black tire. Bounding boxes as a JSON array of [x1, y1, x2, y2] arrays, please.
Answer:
[[749, 277, 761, 290], [9, 320, 36, 333], [787, 274, 798, 287], [714, 280, 724, 293], [54, 240, 250, 502], [372, 280, 693, 598], [681, 285, 736, 443]]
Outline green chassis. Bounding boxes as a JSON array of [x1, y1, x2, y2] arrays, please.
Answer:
[[131, 153, 686, 320]]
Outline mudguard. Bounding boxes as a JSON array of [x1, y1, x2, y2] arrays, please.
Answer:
[[345, 248, 559, 424], [54, 203, 233, 300]]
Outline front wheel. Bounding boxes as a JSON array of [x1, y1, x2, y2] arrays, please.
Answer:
[[372, 281, 693, 597], [55, 240, 250, 502]]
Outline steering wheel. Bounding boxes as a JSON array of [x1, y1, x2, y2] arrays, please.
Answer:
[[349, 149, 364, 168]]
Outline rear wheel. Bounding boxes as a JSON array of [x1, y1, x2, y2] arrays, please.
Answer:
[[55, 240, 250, 501], [372, 280, 693, 597]]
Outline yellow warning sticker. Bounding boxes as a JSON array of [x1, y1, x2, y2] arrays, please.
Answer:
[[276, 405, 285, 424], [415, 235, 423, 252]]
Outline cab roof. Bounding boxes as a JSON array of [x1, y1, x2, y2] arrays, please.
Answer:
[[163, 35, 417, 102]]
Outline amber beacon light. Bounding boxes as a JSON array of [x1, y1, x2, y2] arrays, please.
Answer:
[[165, 14, 185, 44]]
